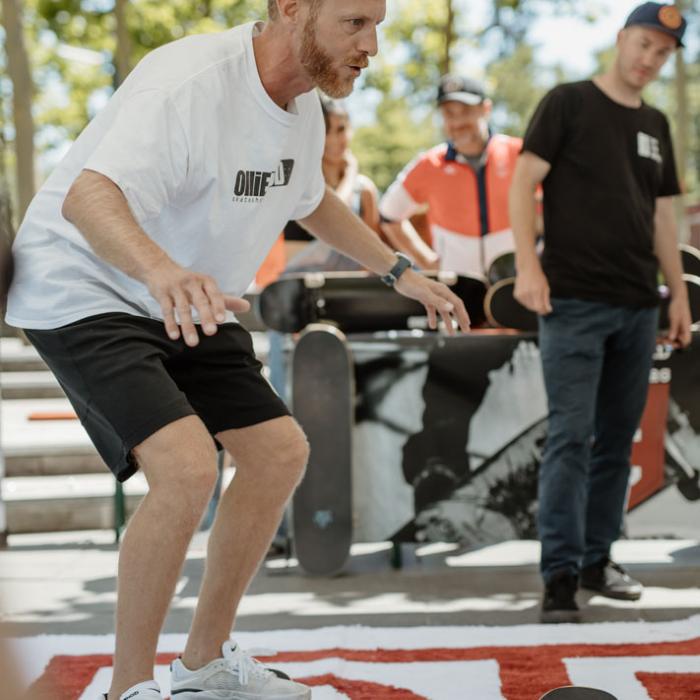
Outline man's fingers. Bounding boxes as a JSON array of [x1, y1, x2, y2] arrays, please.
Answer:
[[203, 277, 227, 323], [542, 285, 552, 314], [437, 300, 456, 335], [518, 291, 539, 314], [446, 292, 470, 332], [224, 295, 251, 313], [682, 325, 692, 347], [671, 312, 692, 348], [190, 287, 219, 335], [426, 304, 437, 330], [161, 298, 180, 341], [174, 291, 199, 347]]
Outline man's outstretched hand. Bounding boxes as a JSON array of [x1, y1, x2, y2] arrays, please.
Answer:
[[144, 258, 250, 347], [395, 269, 471, 334]]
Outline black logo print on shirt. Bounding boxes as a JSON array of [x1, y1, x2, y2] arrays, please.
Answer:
[[232, 159, 295, 202]]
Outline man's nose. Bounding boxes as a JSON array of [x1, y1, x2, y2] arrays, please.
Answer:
[[358, 26, 378, 57]]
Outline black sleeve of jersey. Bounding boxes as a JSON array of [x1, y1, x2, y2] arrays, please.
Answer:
[[658, 115, 681, 198], [283, 220, 314, 242], [522, 85, 573, 166]]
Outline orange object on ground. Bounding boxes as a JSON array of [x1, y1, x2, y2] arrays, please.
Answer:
[[27, 411, 78, 421]]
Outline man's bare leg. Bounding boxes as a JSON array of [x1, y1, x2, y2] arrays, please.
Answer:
[[181, 416, 308, 669], [108, 416, 218, 699]]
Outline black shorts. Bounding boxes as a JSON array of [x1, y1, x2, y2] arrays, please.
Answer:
[[25, 313, 290, 482]]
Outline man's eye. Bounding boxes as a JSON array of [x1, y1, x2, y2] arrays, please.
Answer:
[[348, 18, 364, 28]]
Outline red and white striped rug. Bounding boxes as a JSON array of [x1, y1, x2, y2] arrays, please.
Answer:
[[15, 616, 700, 699]]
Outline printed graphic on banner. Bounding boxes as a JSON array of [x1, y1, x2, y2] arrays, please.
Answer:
[[352, 335, 700, 544]]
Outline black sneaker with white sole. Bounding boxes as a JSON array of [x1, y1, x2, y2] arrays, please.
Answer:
[[540, 571, 581, 624], [580, 557, 643, 601]]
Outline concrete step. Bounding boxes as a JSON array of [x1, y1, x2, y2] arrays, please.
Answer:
[[1, 370, 64, 399], [3, 473, 146, 534], [1, 397, 106, 479], [4, 452, 106, 477], [2, 466, 234, 534], [1, 398, 91, 456], [0, 337, 47, 372]]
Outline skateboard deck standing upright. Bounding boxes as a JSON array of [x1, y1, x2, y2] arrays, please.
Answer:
[[291, 324, 354, 575], [484, 277, 538, 331]]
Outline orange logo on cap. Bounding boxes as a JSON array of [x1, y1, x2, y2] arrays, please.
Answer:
[[658, 5, 682, 29]]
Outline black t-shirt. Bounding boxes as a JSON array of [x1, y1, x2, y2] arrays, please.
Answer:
[[522, 80, 680, 307]]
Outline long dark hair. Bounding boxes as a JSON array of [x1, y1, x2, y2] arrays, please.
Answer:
[[320, 95, 349, 133]]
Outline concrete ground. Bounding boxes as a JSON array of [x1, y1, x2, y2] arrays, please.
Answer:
[[1, 531, 699, 638]]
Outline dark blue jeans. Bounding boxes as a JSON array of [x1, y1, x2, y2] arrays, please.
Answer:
[[538, 297, 658, 582]]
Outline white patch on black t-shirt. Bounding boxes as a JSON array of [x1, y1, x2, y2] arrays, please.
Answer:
[[638, 132, 662, 164]]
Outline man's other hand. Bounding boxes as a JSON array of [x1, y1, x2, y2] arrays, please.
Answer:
[[144, 259, 250, 346], [395, 269, 470, 335]]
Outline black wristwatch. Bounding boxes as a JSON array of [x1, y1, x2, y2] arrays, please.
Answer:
[[380, 252, 413, 287]]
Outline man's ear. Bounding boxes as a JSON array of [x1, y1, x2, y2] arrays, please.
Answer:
[[276, 0, 303, 26]]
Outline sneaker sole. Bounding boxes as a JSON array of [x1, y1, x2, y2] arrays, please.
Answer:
[[171, 689, 311, 700], [580, 585, 642, 601], [540, 609, 582, 624]]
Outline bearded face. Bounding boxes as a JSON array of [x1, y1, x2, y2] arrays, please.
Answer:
[[299, 10, 369, 98]]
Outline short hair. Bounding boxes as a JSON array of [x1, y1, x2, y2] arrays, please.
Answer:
[[268, 0, 321, 21]]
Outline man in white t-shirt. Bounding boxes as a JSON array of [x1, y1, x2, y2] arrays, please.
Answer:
[[7, 2, 469, 699]]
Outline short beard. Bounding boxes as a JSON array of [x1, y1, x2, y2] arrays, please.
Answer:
[[300, 14, 354, 98]]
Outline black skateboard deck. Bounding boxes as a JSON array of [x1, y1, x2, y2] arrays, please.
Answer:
[[487, 251, 516, 285], [291, 325, 353, 575], [256, 271, 487, 333], [680, 243, 700, 277], [484, 277, 538, 331], [658, 273, 700, 330], [539, 688, 617, 699]]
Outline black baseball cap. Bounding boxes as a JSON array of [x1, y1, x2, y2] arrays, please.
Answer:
[[624, 2, 686, 47], [437, 75, 486, 107]]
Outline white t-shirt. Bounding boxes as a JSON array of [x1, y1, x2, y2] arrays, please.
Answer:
[[7, 22, 325, 329]]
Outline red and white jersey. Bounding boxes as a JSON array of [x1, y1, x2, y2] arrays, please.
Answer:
[[380, 135, 521, 277]]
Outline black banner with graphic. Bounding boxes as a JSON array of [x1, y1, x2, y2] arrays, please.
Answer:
[[350, 332, 700, 544]]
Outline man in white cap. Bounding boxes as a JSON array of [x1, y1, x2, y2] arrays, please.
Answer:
[[380, 74, 524, 278]]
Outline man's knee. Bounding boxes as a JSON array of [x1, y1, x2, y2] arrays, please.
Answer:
[[222, 417, 310, 486], [261, 421, 309, 487], [280, 429, 310, 485], [133, 416, 219, 502]]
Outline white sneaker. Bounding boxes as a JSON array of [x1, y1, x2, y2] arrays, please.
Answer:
[[103, 680, 162, 699], [170, 641, 311, 699]]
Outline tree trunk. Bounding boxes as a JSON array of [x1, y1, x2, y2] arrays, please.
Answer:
[[114, 0, 132, 86], [674, 0, 689, 241], [0, 0, 35, 223], [441, 0, 455, 75]]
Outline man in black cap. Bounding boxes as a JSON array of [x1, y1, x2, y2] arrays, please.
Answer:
[[379, 75, 524, 278], [510, 2, 691, 623]]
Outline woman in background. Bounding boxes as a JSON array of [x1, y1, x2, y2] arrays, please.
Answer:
[[278, 96, 382, 275]]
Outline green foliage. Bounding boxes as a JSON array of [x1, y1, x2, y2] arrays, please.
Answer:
[[352, 97, 438, 193], [2, 0, 699, 200], [487, 43, 546, 136]]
